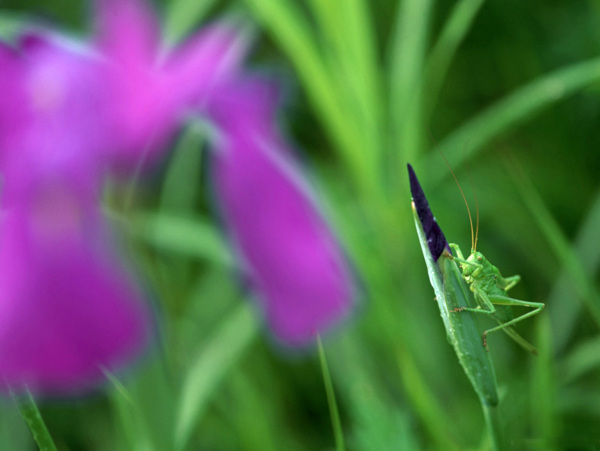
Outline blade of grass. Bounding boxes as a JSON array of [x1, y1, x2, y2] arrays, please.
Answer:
[[0, 10, 26, 39], [174, 302, 259, 451], [165, 0, 218, 43], [11, 390, 57, 451], [129, 212, 234, 267], [548, 185, 600, 353], [560, 336, 600, 384], [330, 336, 432, 450], [531, 313, 559, 450], [0, 401, 31, 450], [425, 0, 487, 118], [481, 404, 503, 451], [225, 371, 282, 451], [340, 0, 383, 160], [426, 56, 600, 187], [106, 371, 155, 451], [395, 346, 462, 451], [505, 158, 600, 330], [307, 0, 383, 170], [159, 121, 205, 214], [242, 0, 378, 198], [317, 335, 345, 451], [389, 0, 434, 167]]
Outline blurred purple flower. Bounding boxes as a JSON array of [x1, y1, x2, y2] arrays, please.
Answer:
[[0, 185, 148, 393], [208, 80, 356, 347], [0, 0, 246, 393], [94, 0, 246, 168]]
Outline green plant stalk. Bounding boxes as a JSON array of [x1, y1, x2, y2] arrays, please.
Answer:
[[482, 403, 503, 451], [318, 335, 345, 451], [12, 390, 57, 451]]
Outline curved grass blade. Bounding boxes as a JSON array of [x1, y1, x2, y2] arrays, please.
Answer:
[[11, 390, 57, 451], [307, 0, 383, 168], [505, 158, 600, 331], [390, 0, 434, 166], [242, 0, 377, 196], [129, 212, 234, 267], [165, 0, 218, 43], [426, 56, 600, 187], [547, 185, 600, 353], [105, 371, 155, 451], [174, 302, 259, 451], [425, 0, 487, 118], [317, 335, 345, 451]]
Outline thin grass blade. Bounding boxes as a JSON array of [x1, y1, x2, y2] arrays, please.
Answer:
[[548, 185, 600, 352], [506, 159, 600, 330], [425, 0, 487, 118], [165, 0, 218, 43], [174, 302, 259, 451], [12, 390, 57, 451], [242, 0, 377, 196], [389, 0, 434, 166], [426, 56, 600, 187], [317, 335, 345, 451], [129, 212, 233, 267]]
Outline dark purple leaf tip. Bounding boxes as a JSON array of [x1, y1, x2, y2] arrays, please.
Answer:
[[407, 164, 450, 261]]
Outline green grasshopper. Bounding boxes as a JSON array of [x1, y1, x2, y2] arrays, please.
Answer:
[[443, 165, 545, 354], [449, 244, 545, 354]]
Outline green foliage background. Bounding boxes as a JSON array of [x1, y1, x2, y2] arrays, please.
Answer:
[[2, 0, 600, 449]]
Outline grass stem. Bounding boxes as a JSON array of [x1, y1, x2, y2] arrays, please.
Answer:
[[318, 334, 345, 451], [12, 389, 57, 451]]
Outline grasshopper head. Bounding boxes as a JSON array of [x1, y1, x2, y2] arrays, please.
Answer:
[[463, 251, 486, 277]]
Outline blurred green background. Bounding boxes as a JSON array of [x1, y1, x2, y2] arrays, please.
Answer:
[[2, 0, 600, 449]]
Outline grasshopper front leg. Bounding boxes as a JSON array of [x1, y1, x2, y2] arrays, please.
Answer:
[[449, 243, 467, 261]]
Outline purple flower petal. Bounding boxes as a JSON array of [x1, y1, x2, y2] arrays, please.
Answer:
[[94, 0, 248, 169], [95, 0, 160, 66], [0, 190, 148, 394], [210, 80, 355, 346], [0, 32, 108, 190]]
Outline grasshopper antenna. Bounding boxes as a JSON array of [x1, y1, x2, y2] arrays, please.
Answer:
[[426, 128, 475, 252], [463, 153, 480, 252], [472, 176, 480, 252]]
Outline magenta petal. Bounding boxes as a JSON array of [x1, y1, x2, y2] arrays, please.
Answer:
[[164, 23, 249, 106], [0, 207, 149, 394], [0, 45, 24, 153], [0, 32, 109, 187], [94, 1, 248, 169], [95, 0, 160, 66], [212, 82, 355, 347]]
